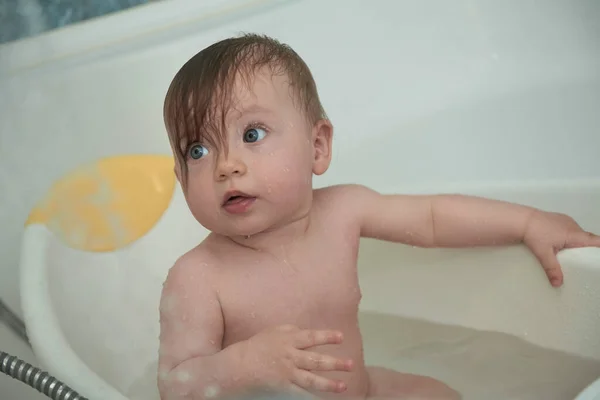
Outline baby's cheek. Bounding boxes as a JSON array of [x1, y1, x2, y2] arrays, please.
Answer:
[[262, 173, 298, 202], [186, 189, 222, 229], [263, 155, 311, 190]]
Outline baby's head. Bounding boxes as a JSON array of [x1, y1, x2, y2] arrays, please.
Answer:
[[163, 33, 333, 238]]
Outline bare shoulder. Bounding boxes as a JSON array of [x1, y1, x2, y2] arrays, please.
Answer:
[[162, 240, 221, 296], [314, 183, 379, 197], [314, 184, 380, 215]]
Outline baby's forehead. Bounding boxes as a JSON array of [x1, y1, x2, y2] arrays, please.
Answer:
[[226, 69, 294, 116], [233, 68, 290, 102]]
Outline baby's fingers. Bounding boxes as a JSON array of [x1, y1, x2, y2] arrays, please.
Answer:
[[566, 231, 600, 248], [533, 249, 564, 287], [293, 350, 353, 372], [291, 369, 346, 393], [293, 329, 343, 349]]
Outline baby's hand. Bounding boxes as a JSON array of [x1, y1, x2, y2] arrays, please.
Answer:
[[524, 210, 600, 287], [244, 324, 353, 394]]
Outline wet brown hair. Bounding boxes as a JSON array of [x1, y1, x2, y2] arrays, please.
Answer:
[[163, 33, 328, 185]]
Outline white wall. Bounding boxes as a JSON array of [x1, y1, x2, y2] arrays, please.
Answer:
[[1, 0, 599, 319]]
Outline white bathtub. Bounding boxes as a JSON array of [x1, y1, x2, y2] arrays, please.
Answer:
[[6, 0, 600, 398], [18, 153, 600, 400]]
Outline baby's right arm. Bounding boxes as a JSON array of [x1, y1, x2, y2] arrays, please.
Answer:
[[157, 254, 250, 400], [157, 252, 353, 399]]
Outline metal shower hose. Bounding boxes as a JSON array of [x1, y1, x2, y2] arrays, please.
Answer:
[[1, 351, 88, 400], [2, 350, 313, 400]]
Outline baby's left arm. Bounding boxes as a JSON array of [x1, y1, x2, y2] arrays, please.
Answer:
[[340, 184, 600, 287]]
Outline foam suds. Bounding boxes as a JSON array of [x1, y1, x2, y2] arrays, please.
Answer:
[[359, 311, 600, 400]]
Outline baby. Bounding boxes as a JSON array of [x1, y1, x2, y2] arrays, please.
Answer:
[[156, 34, 600, 400]]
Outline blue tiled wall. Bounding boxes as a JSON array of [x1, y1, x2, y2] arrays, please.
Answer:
[[0, 0, 156, 45]]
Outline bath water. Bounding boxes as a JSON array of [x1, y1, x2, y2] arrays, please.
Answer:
[[127, 312, 600, 400], [359, 311, 600, 400]]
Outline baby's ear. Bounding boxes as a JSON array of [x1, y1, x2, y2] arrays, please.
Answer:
[[312, 119, 333, 175]]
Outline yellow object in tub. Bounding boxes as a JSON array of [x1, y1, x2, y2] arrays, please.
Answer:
[[25, 154, 176, 252]]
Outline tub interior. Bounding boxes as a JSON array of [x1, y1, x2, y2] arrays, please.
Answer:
[[359, 310, 600, 400], [35, 180, 600, 399], [352, 182, 600, 399]]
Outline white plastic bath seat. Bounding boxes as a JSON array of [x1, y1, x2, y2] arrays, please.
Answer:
[[19, 158, 600, 400], [19, 154, 209, 400]]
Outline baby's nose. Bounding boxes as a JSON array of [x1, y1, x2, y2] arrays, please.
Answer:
[[215, 155, 247, 180]]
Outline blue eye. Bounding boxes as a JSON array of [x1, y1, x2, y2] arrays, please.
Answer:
[[188, 143, 208, 160], [243, 127, 266, 143]]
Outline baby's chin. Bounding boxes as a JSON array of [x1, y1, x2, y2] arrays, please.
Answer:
[[195, 205, 306, 240], [203, 218, 274, 239]]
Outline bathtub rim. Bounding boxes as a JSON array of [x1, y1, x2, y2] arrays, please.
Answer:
[[0, 0, 298, 78], [360, 176, 600, 196], [19, 177, 600, 400]]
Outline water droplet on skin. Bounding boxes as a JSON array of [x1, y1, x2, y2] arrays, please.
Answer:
[[158, 367, 170, 381], [283, 167, 290, 173], [209, 340, 216, 345], [176, 370, 192, 383], [177, 386, 192, 397], [250, 312, 256, 319], [205, 384, 221, 398], [204, 385, 221, 399], [245, 235, 251, 239]]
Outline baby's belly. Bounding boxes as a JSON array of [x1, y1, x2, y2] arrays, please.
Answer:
[[220, 256, 367, 396], [225, 316, 369, 398]]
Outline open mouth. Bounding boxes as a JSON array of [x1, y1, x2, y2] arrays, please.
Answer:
[[222, 191, 254, 206], [222, 190, 257, 214]]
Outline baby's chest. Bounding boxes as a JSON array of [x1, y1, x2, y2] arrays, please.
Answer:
[[219, 244, 361, 339]]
